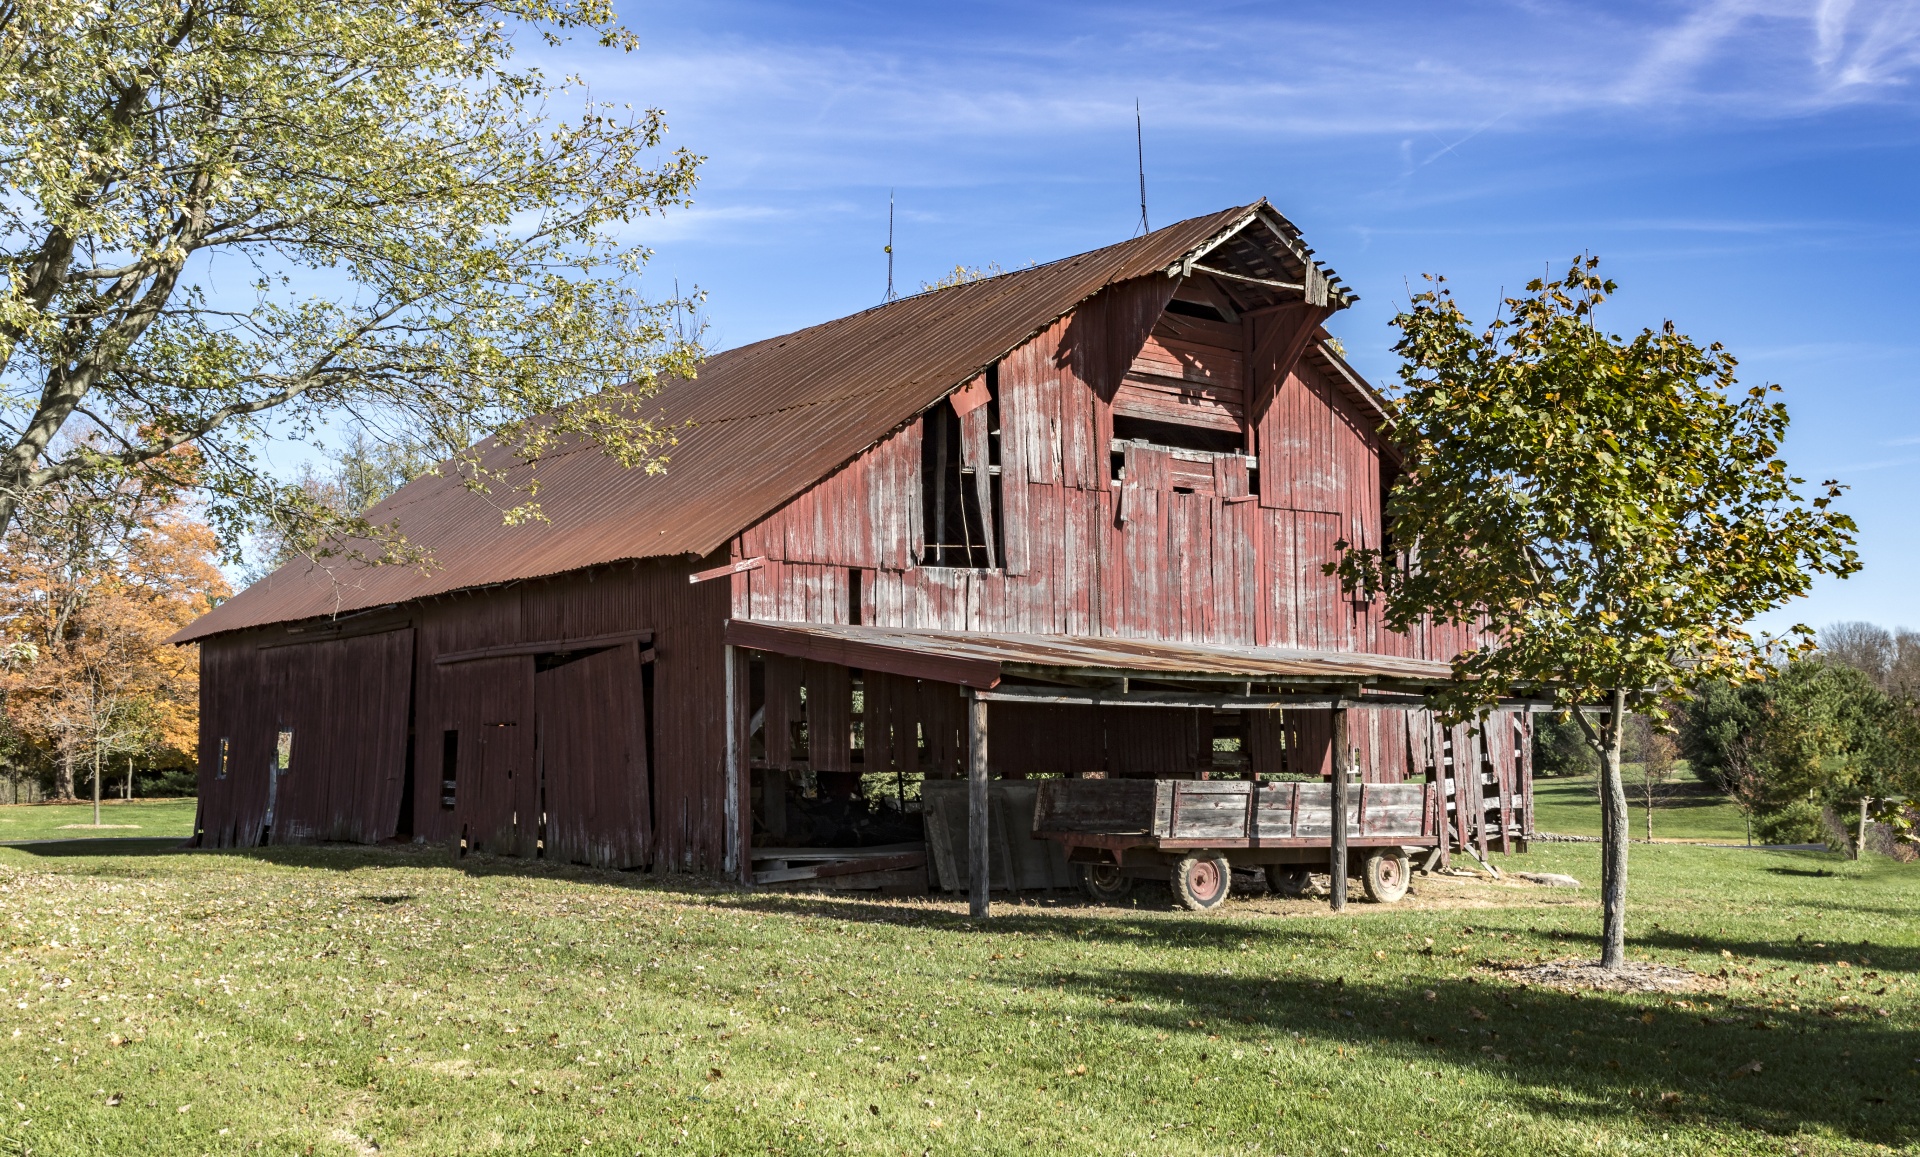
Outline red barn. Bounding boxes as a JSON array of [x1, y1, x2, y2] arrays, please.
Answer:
[[174, 202, 1534, 900]]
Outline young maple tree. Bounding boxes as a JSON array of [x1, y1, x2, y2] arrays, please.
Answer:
[[1337, 258, 1858, 969], [0, 0, 703, 559]]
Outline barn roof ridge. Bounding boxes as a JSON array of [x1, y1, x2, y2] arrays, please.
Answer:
[[174, 200, 1365, 644]]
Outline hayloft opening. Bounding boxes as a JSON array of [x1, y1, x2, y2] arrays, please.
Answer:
[[920, 365, 1003, 568]]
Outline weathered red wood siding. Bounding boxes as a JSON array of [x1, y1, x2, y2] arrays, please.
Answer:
[[194, 557, 732, 872]]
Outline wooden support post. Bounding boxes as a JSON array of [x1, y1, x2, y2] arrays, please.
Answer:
[[1329, 706, 1350, 911], [968, 692, 990, 919], [724, 644, 743, 883]]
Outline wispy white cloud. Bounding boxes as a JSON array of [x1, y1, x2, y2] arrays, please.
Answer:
[[588, 0, 1920, 178]]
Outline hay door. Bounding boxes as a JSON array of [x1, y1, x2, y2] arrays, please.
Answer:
[[534, 640, 652, 869]]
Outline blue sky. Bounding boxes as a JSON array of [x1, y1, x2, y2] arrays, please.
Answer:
[[541, 0, 1920, 634]]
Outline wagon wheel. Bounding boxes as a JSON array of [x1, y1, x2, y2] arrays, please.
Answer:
[[1264, 864, 1311, 898], [1171, 852, 1232, 912], [1079, 863, 1134, 905], [1361, 847, 1411, 904]]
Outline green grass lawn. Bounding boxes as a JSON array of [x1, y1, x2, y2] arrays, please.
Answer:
[[1533, 773, 1755, 843], [2, 837, 1915, 1156], [0, 797, 198, 844]]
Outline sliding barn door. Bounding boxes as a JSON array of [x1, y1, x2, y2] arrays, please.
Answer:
[[535, 641, 652, 869]]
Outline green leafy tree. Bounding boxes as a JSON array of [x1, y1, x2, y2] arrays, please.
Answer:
[[1337, 259, 1858, 969], [1683, 660, 1920, 848], [0, 0, 702, 559], [1531, 712, 1596, 778]]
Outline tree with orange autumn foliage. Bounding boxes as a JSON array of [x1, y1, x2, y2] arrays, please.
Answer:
[[0, 440, 227, 803]]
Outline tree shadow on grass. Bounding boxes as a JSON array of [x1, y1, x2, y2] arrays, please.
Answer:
[[1001, 962, 1919, 1148], [1, 836, 187, 856]]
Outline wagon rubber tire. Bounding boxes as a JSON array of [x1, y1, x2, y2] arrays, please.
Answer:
[[1361, 847, 1411, 904], [1080, 863, 1134, 905], [1265, 864, 1312, 897], [1172, 852, 1232, 911]]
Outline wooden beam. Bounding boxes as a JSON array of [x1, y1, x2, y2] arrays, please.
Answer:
[[974, 688, 1425, 709], [1190, 263, 1305, 291], [1329, 707, 1351, 912], [435, 629, 652, 666], [257, 616, 411, 650], [690, 556, 765, 585], [968, 693, 991, 920], [1249, 304, 1332, 421], [752, 851, 926, 885], [725, 619, 1003, 690]]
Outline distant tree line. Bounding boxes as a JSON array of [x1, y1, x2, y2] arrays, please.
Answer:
[[1532, 622, 1920, 851]]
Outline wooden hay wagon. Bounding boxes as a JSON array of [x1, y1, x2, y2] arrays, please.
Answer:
[[1032, 778, 1439, 911]]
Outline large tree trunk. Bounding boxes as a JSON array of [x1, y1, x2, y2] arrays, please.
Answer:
[[1597, 689, 1630, 970], [56, 747, 76, 800]]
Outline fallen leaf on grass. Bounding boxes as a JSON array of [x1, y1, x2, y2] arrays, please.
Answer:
[[1729, 1060, 1763, 1079]]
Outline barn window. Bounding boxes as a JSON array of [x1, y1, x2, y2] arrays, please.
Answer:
[[216, 737, 229, 780], [274, 728, 294, 773], [440, 730, 459, 810], [921, 365, 1003, 568]]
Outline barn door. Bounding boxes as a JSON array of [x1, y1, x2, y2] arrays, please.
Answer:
[[534, 640, 652, 869], [476, 722, 534, 856]]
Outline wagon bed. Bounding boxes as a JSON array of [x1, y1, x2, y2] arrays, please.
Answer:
[[1033, 777, 1437, 856]]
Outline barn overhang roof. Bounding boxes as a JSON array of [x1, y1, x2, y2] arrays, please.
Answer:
[[725, 620, 1488, 707], [176, 200, 1373, 645]]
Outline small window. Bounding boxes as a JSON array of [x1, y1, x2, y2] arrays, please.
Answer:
[[216, 737, 230, 780], [441, 730, 459, 810], [274, 728, 294, 773], [848, 568, 864, 626]]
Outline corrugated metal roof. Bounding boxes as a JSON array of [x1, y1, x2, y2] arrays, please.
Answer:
[[726, 620, 1458, 690], [178, 201, 1353, 643]]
